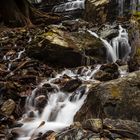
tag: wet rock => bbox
[82,118,103,132]
[41,131,56,140]
[116,59,126,66]
[69,85,88,102]
[97,24,119,40]
[51,123,105,140]
[94,70,112,81]
[103,118,140,139]
[1,99,16,116]
[100,63,119,74]
[71,122,82,128]
[35,95,47,110]
[0,82,20,100]
[42,83,56,92]
[94,63,119,81]
[75,70,140,122]
[11,127,25,138]
[26,26,106,67]
[0,113,14,125]
[35,87,48,97]
[56,128,95,140]
[61,79,82,92]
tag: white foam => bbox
[16,65,99,139]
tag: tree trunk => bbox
[0,0,60,27]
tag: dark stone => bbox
[94,63,119,81]
[61,79,82,92]
[35,95,47,111]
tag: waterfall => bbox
[131,0,137,13]
[15,65,100,140]
[52,0,85,13]
[111,25,131,61]
[118,0,125,16]
[88,25,131,62]
[88,30,117,62]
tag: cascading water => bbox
[15,65,100,140]
[110,25,131,61]
[88,25,131,62]
[118,0,125,16]
[88,30,117,62]
[52,0,85,13]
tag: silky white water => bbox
[88,25,131,62]
[16,65,100,140]
[110,25,131,61]
[118,0,124,16]
[53,0,85,13]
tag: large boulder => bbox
[75,70,140,122]
[84,0,109,24]
[26,26,106,67]
[84,0,133,23]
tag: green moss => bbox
[136,47,140,56]
[110,85,122,99]
[133,11,140,16]
[43,32,54,37]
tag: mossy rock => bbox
[75,71,140,122]
[26,27,106,67]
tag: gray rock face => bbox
[75,70,140,122]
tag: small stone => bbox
[61,79,82,92]
[94,70,111,81]
[71,122,82,128]
[1,99,16,116]
[82,118,103,132]
[35,95,47,109]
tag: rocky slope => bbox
[0,0,140,140]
